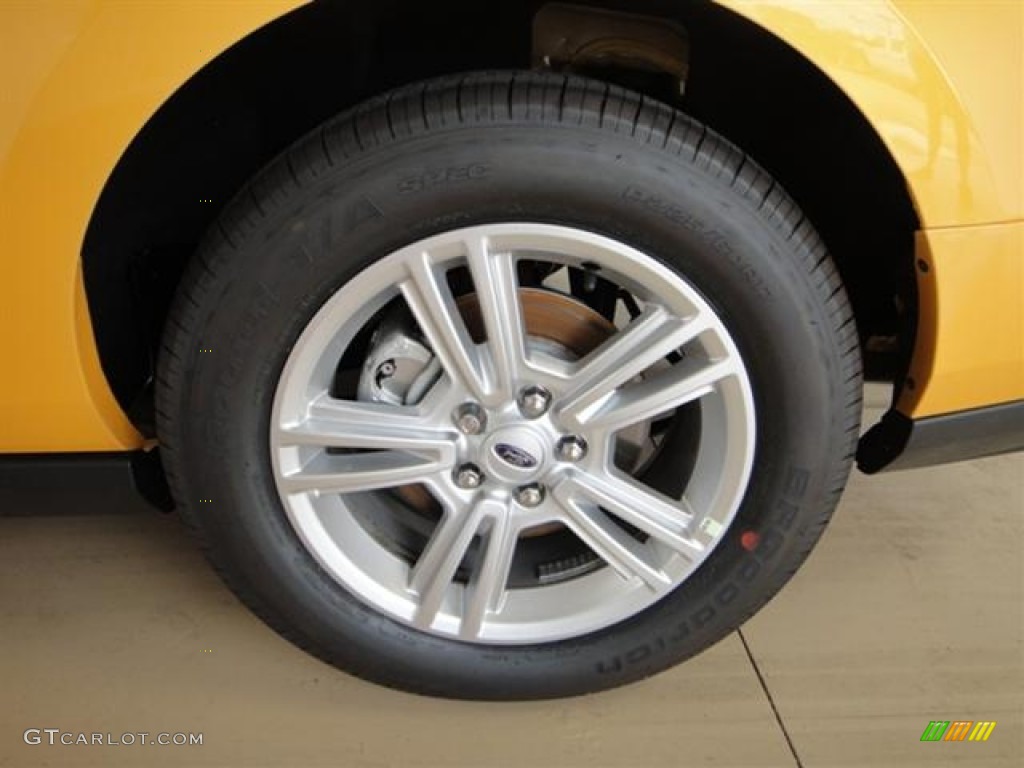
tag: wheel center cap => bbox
[494,442,539,469]
[482,428,547,484]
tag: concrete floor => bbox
[1,391,1021,767]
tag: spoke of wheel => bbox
[552,490,671,590]
[464,235,527,398]
[558,471,704,561]
[401,251,488,403]
[279,451,447,496]
[460,506,519,639]
[584,356,737,432]
[409,498,499,631]
[558,305,710,429]
[277,395,456,458]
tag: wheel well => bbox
[83,0,918,436]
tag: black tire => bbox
[157,71,861,700]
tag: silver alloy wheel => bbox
[271,223,755,644]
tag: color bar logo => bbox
[920,721,996,742]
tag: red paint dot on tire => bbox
[740,530,760,551]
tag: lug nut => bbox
[557,435,588,462]
[514,484,546,508]
[454,464,484,489]
[517,385,552,419]
[453,402,486,435]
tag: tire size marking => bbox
[398,164,490,194]
[621,185,771,298]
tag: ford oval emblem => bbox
[494,443,538,469]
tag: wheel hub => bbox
[448,291,612,523]
[404,288,617,515]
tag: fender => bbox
[717,0,1023,422]
[718,0,1021,226]
[0,1,302,451]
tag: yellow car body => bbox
[1,0,1021,459]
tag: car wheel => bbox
[157,71,861,699]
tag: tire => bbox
[157,71,861,700]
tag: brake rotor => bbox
[457,287,616,356]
